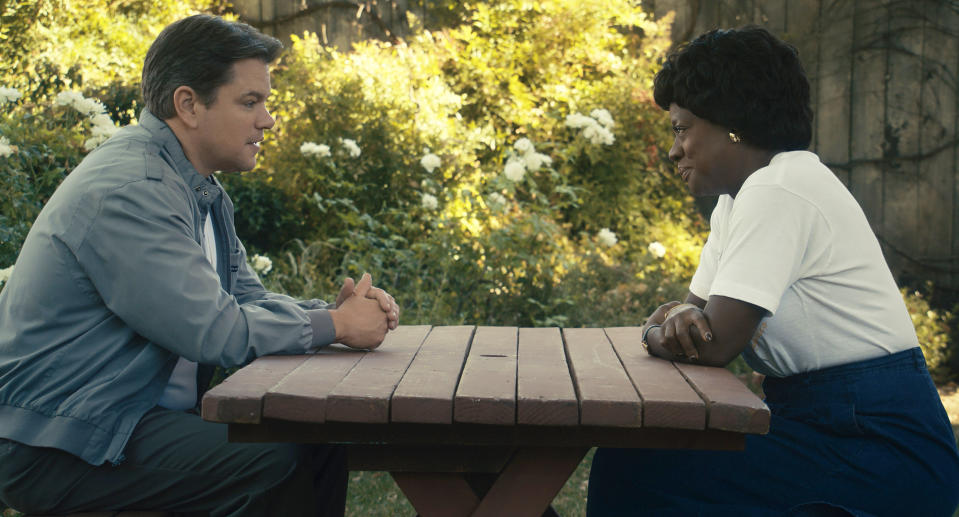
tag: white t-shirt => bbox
[157,210,215,409]
[689,151,918,377]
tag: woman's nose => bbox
[668,138,682,162]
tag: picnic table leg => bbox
[390,472,479,517]
[391,446,587,517]
[471,446,588,517]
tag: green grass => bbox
[346,449,594,516]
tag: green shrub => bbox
[903,285,955,382]
[225,0,706,327]
[0,0,219,268]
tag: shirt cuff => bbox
[306,309,337,347]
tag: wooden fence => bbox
[232,0,959,292]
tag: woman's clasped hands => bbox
[644,300,714,361]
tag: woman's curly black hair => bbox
[653,26,813,151]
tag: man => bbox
[0,14,398,516]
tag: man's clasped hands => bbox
[328,273,400,350]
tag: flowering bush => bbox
[0,0,217,267]
[0,86,117,264]
[216,0,706,327]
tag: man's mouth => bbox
[678,167,691,181]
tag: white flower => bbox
[89,114,118,141]
[589,108,614,128]
[648,241,667,258]
[0,87,21,104]
[55,91,84,107]
[340,138,361,158]
[84,136,106,151]
[421,193,439,210]
[74,96,106,117]
[523,152,552,172]
[599,128,615,145]
[90,124,117,139]
[503,160,526,182]
[513,137,534,154]
[89,113,115,129]
[56,90,108,117]
[420,153,441,173]
[82,114,117,151]
[300,142,331,158]
[597,228,618,247]
[0,136,13,158]
[567,110,616,146]
[0,265,13,284]
[487,192,507,208]
[250,254,272,275]
[582,124,615,146]
[565,113,594,129]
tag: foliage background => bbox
[0,0,956,514]
[231,0,706,331]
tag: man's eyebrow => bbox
[241,91,269,101]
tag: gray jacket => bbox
[0,110,336,465]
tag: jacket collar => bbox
[138,109,223,210]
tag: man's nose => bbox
[259,108,276,130]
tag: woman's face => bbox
[668,103,747,197]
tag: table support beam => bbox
[391,472,480,517]
[391,447,588,517]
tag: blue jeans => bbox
[587,348,959,516]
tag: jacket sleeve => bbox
[72,177,325,367]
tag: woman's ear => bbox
[172,86,200,129]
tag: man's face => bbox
[192,58,275,175]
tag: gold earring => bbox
[728,131,742,143]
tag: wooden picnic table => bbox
[201,325,769,517]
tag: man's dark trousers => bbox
[0,406,347,516]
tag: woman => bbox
[586,27,959,516]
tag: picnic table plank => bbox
[262,344,366,423]
[392,325,475,424]
[516,327,578,426]
[454,326,518,425]
[324,325,431,423]
[674,362,770,434]
[563,327,642,427]
[604,327,706,430]
[201,355,310,424]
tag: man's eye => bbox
[672,126,686,135]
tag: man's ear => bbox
[172,86,201,129]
